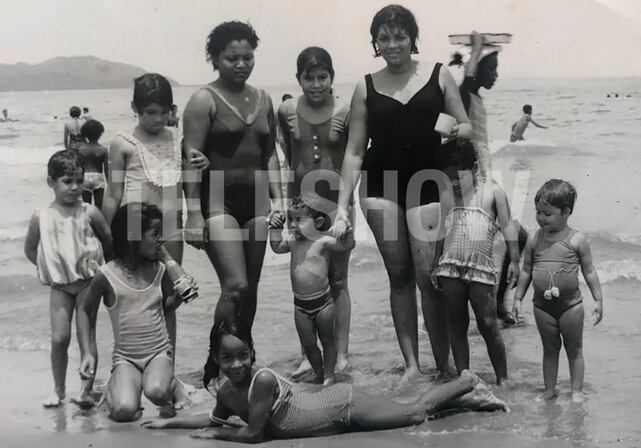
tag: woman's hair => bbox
[80,119,104,142]
[111,202,163,259]
[203,316,256,390]
[296,47,335,81]
[370,4,419,56]
[132,73,173,112]
[47,149,84,180]
[523,104,533,114]
[206,21,259,68]
[436,139,478,172]
[69,106,81,118]
[535,179,577,213]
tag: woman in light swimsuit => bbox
[278,47,353,374]
[513,180,603,402]
[78,203,194,421]
[141,316,506,442]
[183,21,284,328]
[431,140,520,385]
[332,4,472,382]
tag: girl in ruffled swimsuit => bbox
[141,316,508,443]
[513,179,603,402]
[432,140,520,385]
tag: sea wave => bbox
[0,144,58,166]
[0,226,26,242]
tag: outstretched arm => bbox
[269,226,291,254]
[530,117,547,129]
[190,370,278,443]
[575,232,603,325]
[142,400,230,430]
[265,95,284,219]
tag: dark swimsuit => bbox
[362,63,445,209]
[200,85,272,227]
[532,229,583,319]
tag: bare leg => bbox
[45,288,74,407]
[469,282,508,385]
[406,204,451,376]
[329,249,352,371]
[242,216,268,328]
[74,286,97,408]
[360,197,420,381]
[558,304,585,402]
[107,363,143,422]
[142,356,175,417]
[440,278,471,374]
[349,371,477,430]
[534,307,561,400]
[204,214,250,325]
[316,303,337,385]
[93,188,105,210]
[295,309,323,383]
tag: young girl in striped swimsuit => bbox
[432,140,520,385]
[141,315,507,443]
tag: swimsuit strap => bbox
[118,131,181,187]
[248,368,290,412]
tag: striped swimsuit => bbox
[211,368,352,438]
[435,207,499,286]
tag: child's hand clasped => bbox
[79,355,96,380]
[268,210,286,229]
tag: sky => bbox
[1,0,640,86]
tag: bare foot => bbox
[571,391,585,403]
[535,389,558,402]
[72,392,96,410]
[323,377,335,386]
[496,377,510,388]
[435,368,458,384]
[291,359,313,380]
[43,392,64,408]
[459,369,480,389]
[400,366,423,385]
[173,378,194,410]
[336,357,350,373]
[158,404,177,418]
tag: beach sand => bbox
[1,244,637,447]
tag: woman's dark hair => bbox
[47,149,84,180]
[535,179,577,213]
[370,4,419,56]
[203,316,256,390]
[296,47,335,81]
[80,119,104,142]
[206,21,259,69]
[69,106,82,118]
[111,202,163,260]
[132,73,173,112]
[436,139,478,172]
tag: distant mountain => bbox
[0,56,180,91]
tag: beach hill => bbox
[0,56,179,91]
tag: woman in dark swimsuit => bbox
[333,5,472,382]
[183,21,284,328]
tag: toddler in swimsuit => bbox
[269,192,354,385]
[432,140,520,385]
[78,202,198,422]
[513,179,603,402]
[24,149,112,408]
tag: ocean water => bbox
[1,77,640,447]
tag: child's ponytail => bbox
[203,349,219,391]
